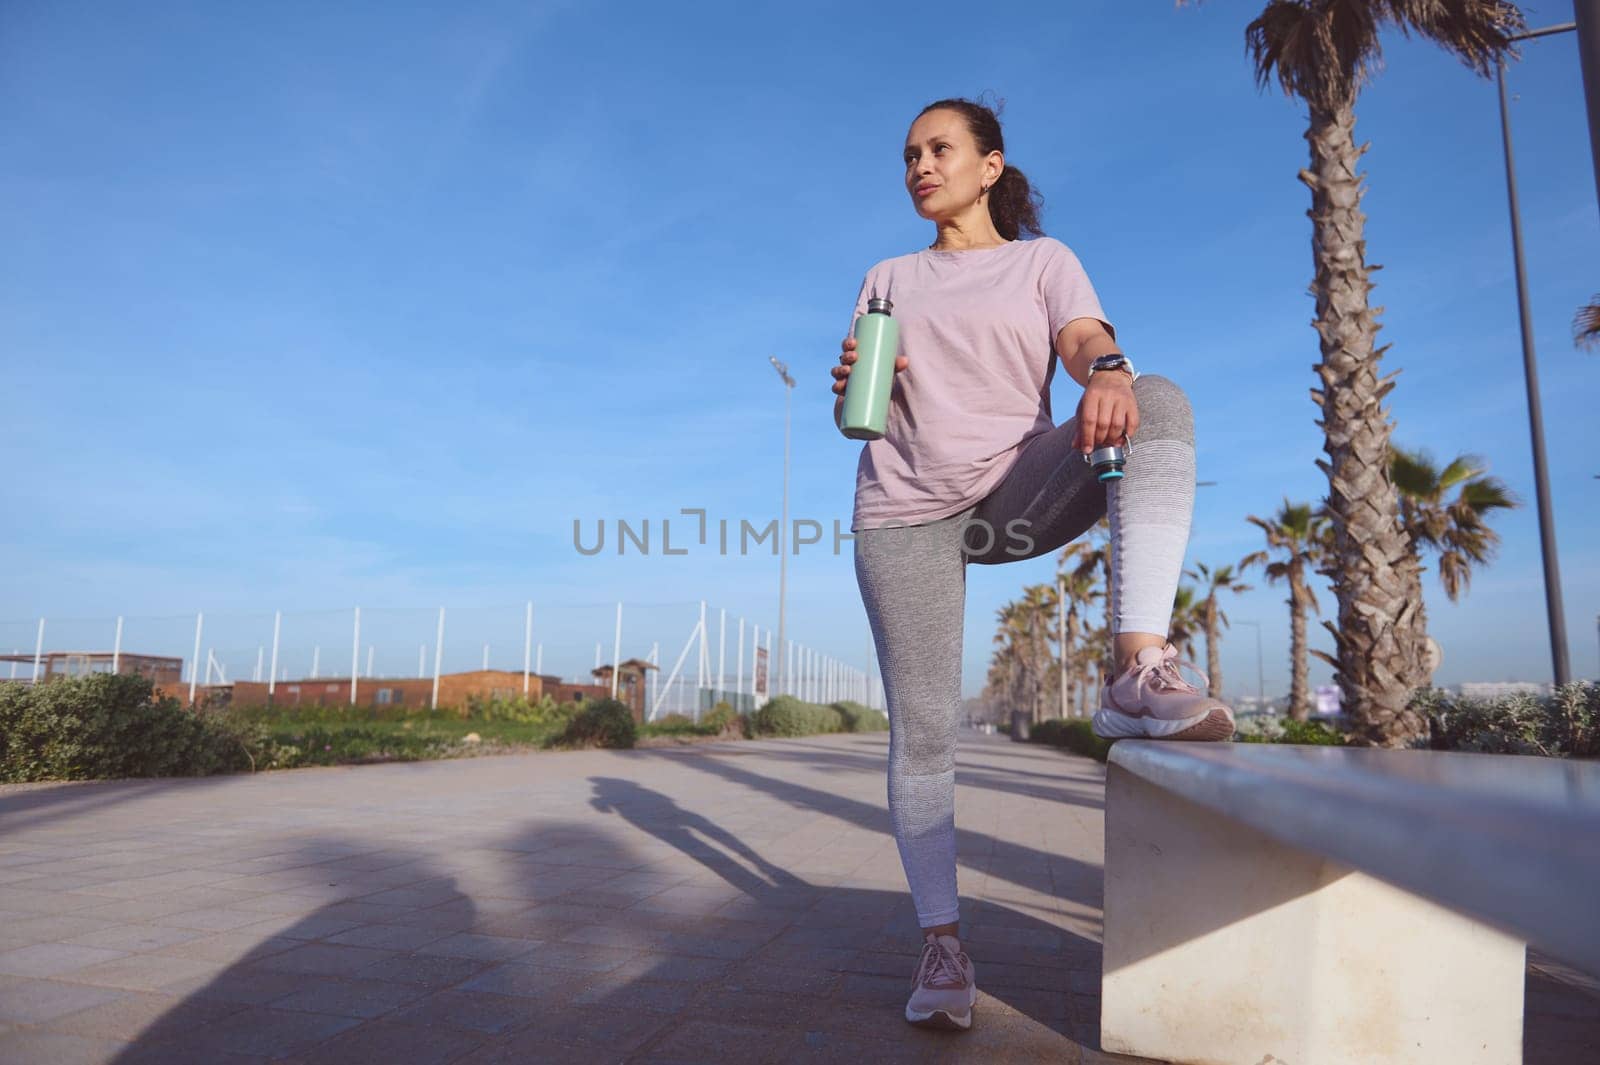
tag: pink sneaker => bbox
[905,932,976,1030]
[1092,643,1236,741]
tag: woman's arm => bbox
[1055,316,1125,388]
[1055,316,1138,453]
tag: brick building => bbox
[225,668,637,715]
[1,651,182,687]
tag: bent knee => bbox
[1132,374,1193,441]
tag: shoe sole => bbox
[1091,706,1235,742]
[905,986,977,1030]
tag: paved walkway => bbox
[0,732,1595,1064]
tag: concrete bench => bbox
[1100,741,1600,1065]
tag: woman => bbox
[830,97,1236,1032]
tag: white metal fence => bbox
[0,600,881,722]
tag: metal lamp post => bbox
[1496,21,1577,686]
[1235,619,1266,710]
[769,355,795,697]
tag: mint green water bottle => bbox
[839,295,899,440]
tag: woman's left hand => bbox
[1074,373,1139,454]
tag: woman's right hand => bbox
[831,335,909,396]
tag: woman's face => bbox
[903,109,1001,221]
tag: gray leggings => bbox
[853,374,1196,927]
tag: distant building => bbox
[0,650,182,687]
[226,669,620,713]
[590,658,659,723]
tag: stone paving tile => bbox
[0,943,131,979]
[0,1028,131,1064]
[58,952,225,992]
[58,922,210,953]
[0,979,127,1025]
[412,932,543,962]
[170,1004,362,1058]
[294,1018,486,1065]
[388,988,541,1035]
[267,975,430,1019]
[42,987,249,1041]
[246,941,399,977]
[360,952,497,990]
[152,931,303,965]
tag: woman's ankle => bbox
[922,922,960,941]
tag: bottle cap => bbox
[866,297,894,315]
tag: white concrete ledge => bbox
[1099,742,1600,1065]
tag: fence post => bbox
[269,611,281,700]
[31,617,46,685]
[716,607,726,707]
[611,601,623,701]
[431,607,446,710]
[188,612,203,705]
[350,606,361,706]
[524,600,533,697]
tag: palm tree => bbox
[992,586,1061,726]
[1167,585,1204,663]
[1185,562,1259,699]
[1247,500,1328,720]
[1056,542,1105,717]
[1574,296,1600,351]
[1390,445,1518,602]
[1182,0,1524,747]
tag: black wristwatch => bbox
[1087,353,1137,383]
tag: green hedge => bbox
[747,696,846,737]
[1415,683,1598,757]
[1236,717,1344,746]
[1028,718,1115,762]
[0,674,256,782]
[833,700,889,732]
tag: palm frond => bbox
[1574,296,1600,351]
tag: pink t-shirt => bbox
[847,236,1113,532]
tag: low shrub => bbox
[700,702,745,737]
[464,692,580,728]
[833,700,888,733]
[1235,716,1345,746]
[0,674,257,782]
[1414,683,1598,757]
[553,698,637,749]
[1028,717,1114,762]
[747,696,845,738]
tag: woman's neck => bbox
[928,223,1009,252]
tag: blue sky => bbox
[2,0,1595,699]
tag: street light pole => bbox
[1236,619,1265,709]
[1574,1,1600,208]
[1497,26,1575,687]
[769,356,795,697]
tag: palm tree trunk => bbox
[1304,100,1429,747]
[1066,610,1081,717]
[1288,566,1310,722]
[1204,600,1222,699]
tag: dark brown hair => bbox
[915,95,1045,241]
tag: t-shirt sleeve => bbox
[1040,239,1115,343]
